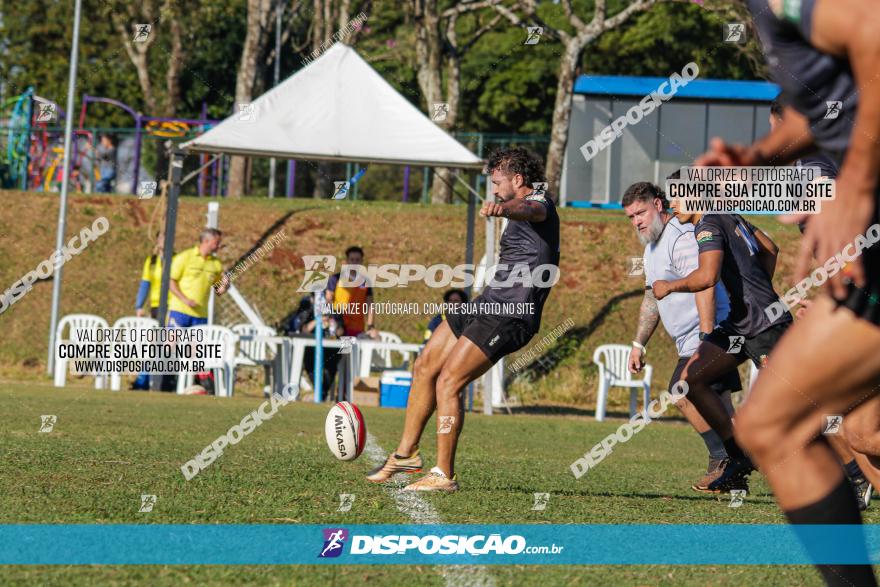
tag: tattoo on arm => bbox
[635,289,660,345]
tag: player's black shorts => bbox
[669,355,742,394]
[445,311,533,363]
[839,205,880,326]
[702,320,791,369]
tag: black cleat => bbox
[707,456,756,493]
[851,476,873,511]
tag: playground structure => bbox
[1,89,545,201]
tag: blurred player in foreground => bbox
[691,1,880,584]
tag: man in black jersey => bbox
[652,207,790,492]
[366,147,560,492]
[685,1,880,584]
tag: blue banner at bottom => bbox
[2,524,879,565]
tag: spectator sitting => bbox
[325,245,379,339]
[425,289,469,341]
[291,294,345,401]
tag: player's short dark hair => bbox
[770,92,787,119]
[621,181,668,209]
[345,246,364,258]
[443,288,468,303]
[486,147,546,188]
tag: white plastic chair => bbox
[375,330,413,369]
[109,316,159,390]
[176,325,237,397]
[592,344,652,422]
[54,314,110,388]
[232,323,276,395]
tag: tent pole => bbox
[152,149,184,389]
[46,0,83,376]
[464,178,475,299]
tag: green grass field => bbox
[0,382,855,585]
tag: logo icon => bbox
[629,257,645,277]
[727,336,745,354]
[532,492,550,511]
[488,334,500,347]
[338,336,356,355]
[133,24,152,43]
[723,23,746,44]
[332,181,350,200]
[431,103,449,122]
[138,181,157,199]
[729,489,746,508]
[319,528,348,558]
[825,101,842,120]
[39,415,57,433]
[298,255,337,292]
[139,494,157,513]
[35,102,57,123]
[532,182,548,198]
[438,416,455,434]
[524,26,543,45]
[823,415,843,435]
[337,493,355,512]
[237,103,257,123]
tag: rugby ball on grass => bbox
[325,401,366,461]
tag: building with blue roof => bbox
[561,74,780,207]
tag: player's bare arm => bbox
[480,198,547,222]
[629,288,660,373]
[797,0,880,296]
[653,250,722,300]
[694,286,716,334]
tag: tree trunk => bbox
[228,0,271,198]
[545,42,580,203]
[430,53,461,204]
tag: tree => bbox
[412,0,503,204]
[227,0,274,198]
[494,0,667,200]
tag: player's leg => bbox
[366,320,458,483]
[678,338,744,445]
[396,320,459,455]
[840,396,880,506]
[668,356,731,489]
[736,297,880,585]
[827,429,875,510]
[404,315,530,491]
[433,336,494,477]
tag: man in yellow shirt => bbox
[168,228,229,327]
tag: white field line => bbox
[365,433,495,587]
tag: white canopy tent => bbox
[158,44,505,411]
[181,43,483,169]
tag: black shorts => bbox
[702,320,791,369]
[838,206,880,326]
[669,356,742,394]
[445,311,533,363]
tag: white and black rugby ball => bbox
[325,401,366,461]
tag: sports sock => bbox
[844,459,864,481]
[700,430,728,461]
[722,437,746,460]
[785,477,877,586]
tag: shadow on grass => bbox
[503,287,644,411]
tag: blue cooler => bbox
[380,371,412,408]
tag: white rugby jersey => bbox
[643,217,730,357]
